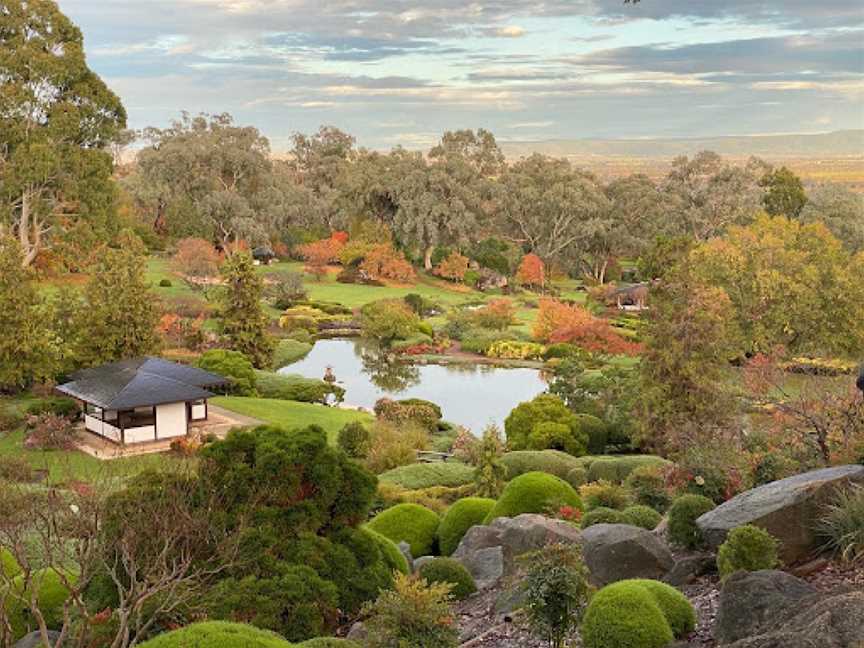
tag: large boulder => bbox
[451,514,580,589]
[716,570,864,648]
[696,465,864,563]
[579,523,674,585]
[14,632,61,648]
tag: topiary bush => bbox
[581,579,695,648]
[437,497,496,556]
[717,525,780,581]
[484,472,582,524]
[625,465,672,513]
[417,558,477,599]
[668,495,715,549]
[25,397,78,418]
[621,505,663,530]
[363,527,411,575]
[255,371,344,404]
[5,568,76,640]
[379,462,475,490]
[505,394,588,456]
[566,466,588,489]
[576,414,608,455]
[197,349,257,395]
[367,503,441,557]
[580,507,627,529]
[137,621,292,648]
[586,455,671,484]
[579,480,631,511]
[500,450,583,481]
[338,421,372,459]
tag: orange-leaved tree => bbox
[433,251,470,282]
[297,236,344,280]
[171,237,222,277]
[516,253,545,289]
[533,298,641,356]
[360,243,416,282]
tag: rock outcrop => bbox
[580,523,675,586]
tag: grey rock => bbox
[714,570,817,644]
[696,465,864,563]
[413,555,436,572]
[397,541,413,571]
[664,553,716,586]
[494,583,529,615]
[580,523,675,586]
[456,545,505,590]
[14,632,61,648]
[491,513,582,556]
[346,621,367,642]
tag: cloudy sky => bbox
[61,0,864,150]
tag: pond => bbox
[280,338,547,433]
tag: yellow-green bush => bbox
[668,495,715,549]
[138,621,292,648]
[362,527,411,575]
[717,525,779,581]
[5,568,76,640]
[437,497,496,556]
[484,472,582,523]
[417,558,477,599]
[367,503,441,557]
[485,340,546,360]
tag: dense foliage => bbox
[717,525,780,580]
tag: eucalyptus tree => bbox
[0,0,126,266]
[799,183,864,253]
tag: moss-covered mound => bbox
[417,557,477,599]
[1,548,21,578]
[437,497,496,556]
[484,472,582,524]
[585,455,672,483]
[580,507,627,529]
[379,462,475,490]
[500,450,584,481]
[138,621,293,648]
[5,568,76,640]
[621,505,663,530]
[366,503,441,557]
[362,527,411,575]
[581,579,695,648]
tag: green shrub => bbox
[581,579,695,648]
[137,622,292,648]
[417,558,476,599]
[272,338,313,368]
[5,568,76,640]
[579,480,631,511]
[374,398,442,431]
[580,507,627,529]
[484,472,581,524]
[542,342,579,360]
[505,394,588,456]
[437,497,496,556]
[363,527,411,575]
[25,397,78,418]
[360,300,421,344]
[459,328,512,354]
[367,503,441,557]
[576,414,608,455]
[566,466,588,489]
[254,371,345,404]
[816,484,864,565]
[197,349,257,396]
[379,462,475,490]
[622,505,663,530]
[625,465,672,513]
[158,278,172,287]
[586,455,671,484]
[1,548,21,578]
[717,525,780,580]
[338,422,371,459]
[298,639,360,648]
[668,495,715,549]
[485,340,545,360]
[500,450,583,481]
[403,293,438,317]
[0,456,34,483]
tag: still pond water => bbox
[280,338,547,433]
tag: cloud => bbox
[494,26,526,38]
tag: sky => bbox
[60,0,864,151]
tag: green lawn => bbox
[213,396,373,442]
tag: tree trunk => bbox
[423,245,434,271]
[18,190,41,268]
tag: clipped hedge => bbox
[586,455,672,484]
[484,472,582,524]
[254,371,345,404]
[621,505,663,531]
[500,450,584,481]
[581,579,695,648]
[379,462,475,490]
[362,527,411,575]
[580,507,627,529]
[366,503,441,558]
[138,622,292,648]
[417,558,477,599]
[437,497,496,556]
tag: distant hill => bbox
[499,130,864,160]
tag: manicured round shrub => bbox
[367,503,441,557]
[379,462,475,490]
[622,505,663,530]
[484,472,582,524]
[586,455,672,484]
[500,450,583,481]
[363,527,410,575]
[437,497,496,556]
[580,507,627,529]
[505,394,588,456]
[668,495,715,549]
[337,421,371,459]
[566,466,588,489]
[1,548,21,578]
[417,557,477,599]
[576,414,608,455]
[581,579,695,648]
[717,525,779,581]
[138,621,292,648]
[158,278,173,287]
[5,569,76,640]
[528,421,585,456]
[580,480,631,511]
[625,465,672,513]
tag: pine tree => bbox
[76,231,160,365]
[0,237,56,390]
[218,251,274,368]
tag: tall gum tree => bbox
[0,0,126,267]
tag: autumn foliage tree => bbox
[433,251,470,281]
[360,244,416,283]
[297,235,344,281]
[533,298,641,356]
[516,253,545,289]
[171,237,222,277]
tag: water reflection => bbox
[281,338,547,433]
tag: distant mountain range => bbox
[499,130,864,159]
